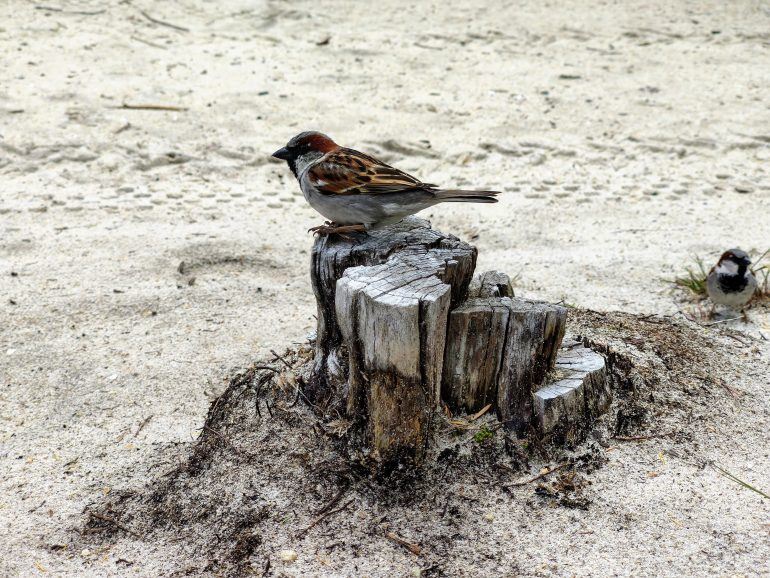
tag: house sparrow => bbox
[272,131,499,234]
[706,249,757,313]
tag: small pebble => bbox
[734,184,753,194]
[279,549,297,563]
[484,512,495,522]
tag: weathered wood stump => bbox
[533,339,610,442]
[308,218,476,403]
[308,217,610,465]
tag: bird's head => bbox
[272,131,338,177]
[716,248,752,276]
[718,248,752,268]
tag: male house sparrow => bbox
[272,131,499,234]
[706,248,757,313]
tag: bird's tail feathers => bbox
[433,189,500,203]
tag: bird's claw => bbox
[308,221,335,235]
[308,222,367,237]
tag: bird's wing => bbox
[305,148,437,196]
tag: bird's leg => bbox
[308,222,367,236]
[741,308,749,323]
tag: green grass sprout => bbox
[713,464,769,500]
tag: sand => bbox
[0,0,768,576]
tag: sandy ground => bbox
[1,0,769,576]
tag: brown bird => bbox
[272,131,500,235]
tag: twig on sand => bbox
[114,122,132,134]
[504,462,568,487]
[717,380,742,398]
[703,316,741,326]
[35,5,105,15]
[89,512,140,537]
[713,464,769,499]
[724,332,750,347]
[638,313,670,324]
[253,371,277,418]
[693,374,742,398]
[270,349,293,369]
[139,9,189,32]
[386,532,421,556]
[133,414,153,437]
[253,365,281,374]
[112,103,188,112]
[296,499,354,538]
[130,35,167,49]
[202,425,229,443]
[287,375,316,410]
[314,486,348,516]
[612,431,675,442]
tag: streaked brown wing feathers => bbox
[307,148,435,196]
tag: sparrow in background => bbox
[706,249,757,314]
[272,131,499,235]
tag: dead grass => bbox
[668,255,710,298]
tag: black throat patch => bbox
[287,158,298,179]
[718,265,749,294]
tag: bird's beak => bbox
[272,146,291,160]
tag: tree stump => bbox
[533,339,610,442]
[308,217,611,465]
[441,297,511,415]
[495,299,567,433]
[308,218,476,408]
[336,253,452,463]
[441,296,567,433]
